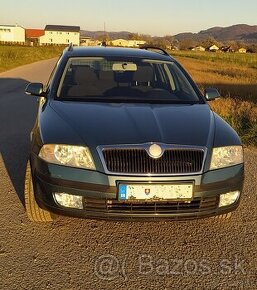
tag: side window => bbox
[163,64,175,91]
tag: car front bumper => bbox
[31,154,244,221]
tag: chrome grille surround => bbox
[97,143,207,176]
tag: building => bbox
[111,39,130,47]
[220,46,234,53]
[208,44,219,52]
[128,40,146,47]
[26,29,45,45]
[238,48,247,53]
[191,46,205,52]
[111,39,146,47]
[39,25,80,46]
[0,25,25,43]
[80,36,101,46]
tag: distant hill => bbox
[175,24,257,42]
[80,30,130,40]
[80,24,257,43]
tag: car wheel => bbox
[24,161,54,222]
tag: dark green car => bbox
[25,45,244,222]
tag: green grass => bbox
[171,50,257,69]
[0,45,64,73]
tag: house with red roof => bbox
[25,29,45,44]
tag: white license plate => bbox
[118,183,193,201]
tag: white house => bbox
[208,44,219,52]
[111,39,146,47]
[0,25,25,43]
[111,39,130,47]
[192,46,205,52]
[80,36,101,46]
[128,40,146,47]
[39,25,80,46]
[238,48,247,54]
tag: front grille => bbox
[84,196,219,215]
[102,148,204,174]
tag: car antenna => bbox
[68,42,73,51]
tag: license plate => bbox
[118,183,193,201]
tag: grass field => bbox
[0,45,63,73]
[172,51,257,145]
[172,50,257,69]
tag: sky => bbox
[1,0,257,36]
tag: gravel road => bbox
[0,59,256,290]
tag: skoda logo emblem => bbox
[148,144,163,159]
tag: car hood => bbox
[45,101,214,148]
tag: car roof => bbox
[63,46,175,62]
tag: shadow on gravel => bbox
[0,78,37,206]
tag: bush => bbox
[211,98,257,146]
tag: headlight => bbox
[210,146,243,170]
[39,144,96,170]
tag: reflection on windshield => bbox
[57,57,201,103]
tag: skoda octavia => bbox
[25,45,244,222]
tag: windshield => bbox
[57,57,201,103]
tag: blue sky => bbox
[1,0,257,36]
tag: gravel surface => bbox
[0,59,256,290]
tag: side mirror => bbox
[25,83,44,96]
[204,88,221,101]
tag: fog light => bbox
[54,192,83,209]
[219,191,240,207]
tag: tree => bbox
[128,33,152,42]
[246,43,257,53]
[200,37,222,49]
[163,35,176,45]
[179,39,196,50]
[223,40,239,51]
[98,34,111,42]
[128,33,140,40]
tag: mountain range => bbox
[174,24,257,42]
[81,24,257,42]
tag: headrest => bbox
[133,66,154,82]
[114,71,134,83]
[99,71,114,82]
[73,66,98,84]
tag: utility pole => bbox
[102,21,107,46]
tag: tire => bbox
[24,161,54,222]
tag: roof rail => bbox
[67,42,73,51]
[140,46,170,56]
